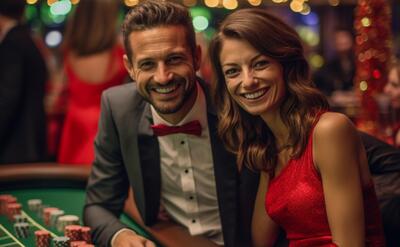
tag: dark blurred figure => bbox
[314,28,356,96]
[383,58,400,147]
[55,0,128,165]
[0,0,48,164]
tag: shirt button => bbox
[192,219,196,223]
[184,169,189,174]
[180,140,185,145]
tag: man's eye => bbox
[139,61,154,70]
[167,56,183,64]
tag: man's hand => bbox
[113,230,157,247]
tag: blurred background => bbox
[1,0,400,164]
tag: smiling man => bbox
[83,1,258,246]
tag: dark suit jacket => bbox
[0,24,48,163]
[84,81,258,247]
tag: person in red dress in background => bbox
[209,8,385,247]
[383,58,400,148]
[56,0,128,164]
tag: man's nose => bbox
[154,63,173,84]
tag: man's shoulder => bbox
[103,82,138,100]
[102,82,146,109]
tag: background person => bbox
[383,58,400,147]
[55,0,128,164]
[0,0,48,164]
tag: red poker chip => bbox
[70,241,87,247]
[80,226,92,243]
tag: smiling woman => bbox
[209,8,386,247]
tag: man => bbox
[84,1,256,246]
[0,0,48,164]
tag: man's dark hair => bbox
[0,0,25,20]
[122,0,196,62]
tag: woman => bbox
[383,58,400,147]
[56,0,128,164]
[209,8,385,247]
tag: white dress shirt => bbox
[151,81,223,245]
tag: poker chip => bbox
[43,207,59,225]
[57,215,80,232]
[65,225,82,241]
[7,203,22,221]
[37,204,49,218]
[27,199,42,212]
[0,194,16,215]
[13,222,29,238]
[80,226,92,243]
[50,209,65,227]
[70,240,87,247]
[35,230,51,247]
[53,236,70,247]
[13,214,28,223]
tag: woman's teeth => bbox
[243,89,266,99]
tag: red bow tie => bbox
[151,120,202,137]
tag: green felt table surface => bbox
[0,188,156,247]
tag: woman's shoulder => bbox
[314,112,355,137]
[312,112,359,152]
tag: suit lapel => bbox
[137,104,161,225]
[208,113,239,247]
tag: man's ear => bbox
[193,45,202,72]
[123,54,135,80]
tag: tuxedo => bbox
[84,81,258,247]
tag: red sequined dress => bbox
[265,114,386,247]
[57,45,127,164]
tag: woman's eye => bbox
[254,60,269,69]
[224,68,239,77]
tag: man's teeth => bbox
[154,85,177,94]
[243,89,266,99]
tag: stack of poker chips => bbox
[35,230,51,247]
[80,226,92,243]
[70,241,87,247]
[43,207,59,225]
[64,225,93,244]
[7,203,22,221]
[0,194,17,215]
[13,222,29,238]
[65,225,82,241]
[27,199,42,212]
[13,214,28,223]
[53,236,70,247]
[50,209,65,227]
[57,215,80,232]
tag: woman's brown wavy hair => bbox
[209,8,329,174]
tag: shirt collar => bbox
[151,81,207,128]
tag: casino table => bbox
[0,164,220,247]
[0,163,156,247]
